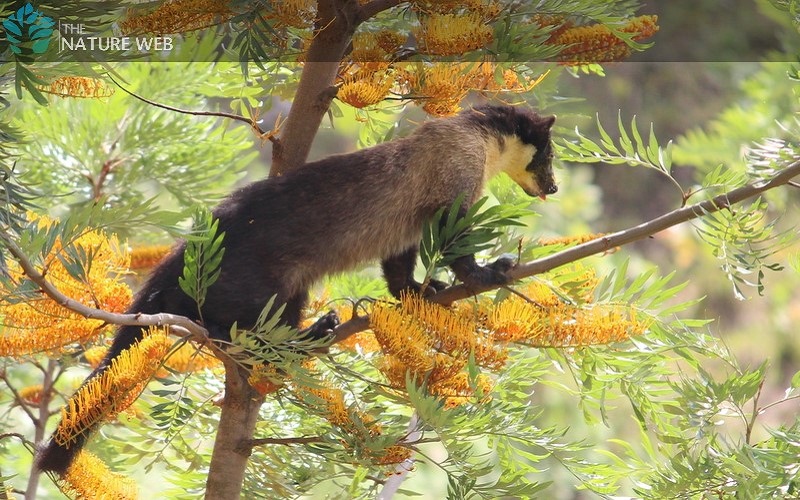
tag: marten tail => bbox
[35,323,148,475]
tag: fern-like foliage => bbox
[178,208,225,315]
[228,296,332,367]
[693,197,794,299]
[558,112,682,198]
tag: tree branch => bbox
[332,160,800,343]
[270,0,364,176]
[0,229,213,347]
[359,0,404,20]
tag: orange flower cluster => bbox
[119,0,233,35]
[289,361,412,466]
[60,450,138,500]
[544,15,659,65]
[39,77,115,98]
[0,217,132,357]
[338,70,395,109]
[268,0,316,28]
[19,384,45,405]
[83,340,220,374]
[414,12,493,56]
[54,328,171,447]
[392,62,547,116]
[248,363,283,396]
[371,294,502,409]
[411,0,500,17]
[479,275,650,347]
[368,273,649,407]
[128,244,172,270]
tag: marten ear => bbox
[543,115,556,129]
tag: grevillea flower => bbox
[546,15,659,65]
[54,328,171,447]
[370,294,502,407]
[414,12,493,56]
[83,346,108,369]
[39,77,115,98]
[410,63,470,116]
[248,363,283,396]
[60,451,138,500]
[268,0,316,29]
[18,384,45,405]
[119,0,233,35]
[350,32,390,64]
[538,233,607,247]
[412,0,496,15]
[162,342,220,373]
[338,70,394,109]
[0,216,132,357]
[128,244,172,270]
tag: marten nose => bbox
[547,184,558,194]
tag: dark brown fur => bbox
[35,104,556,474]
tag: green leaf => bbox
[179,208,226,314]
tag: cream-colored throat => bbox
[483,135,537,181]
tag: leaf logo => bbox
[2,3,54,56]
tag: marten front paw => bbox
[487,255,515,275]
[304,310,340,339]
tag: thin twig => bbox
[107,75,271,140]
[376,413,421,500]
[247,436,325,447]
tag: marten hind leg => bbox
[285,292,339,341]
[382,246,448,298]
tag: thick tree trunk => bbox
[270,0,362,176]
[205,365,265,499]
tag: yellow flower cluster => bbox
[393,62,547,116]
[409,63,471,116]
[545,15,659,65]
[338,70,395,109]
[248,363,283,396]
[411,0,500,17]
[268,0,316,28]
[54,328,171,447]
[368,272,649,407]
[371,294,503,408]
[0,217,132,358]
[414,12,493,56]
[83,340,220,374]
[19,384,45,405]
[39,77,115,98]
[128,244,172,270]
[288,360,417,465]
[119,0,233,35]
[60,451,138,500]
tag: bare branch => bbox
[332,160,800,343]
[107,75,272,140]
[246,436,325,448]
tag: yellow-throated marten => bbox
[36,104,557,474]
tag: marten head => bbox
[468,105,557,200]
